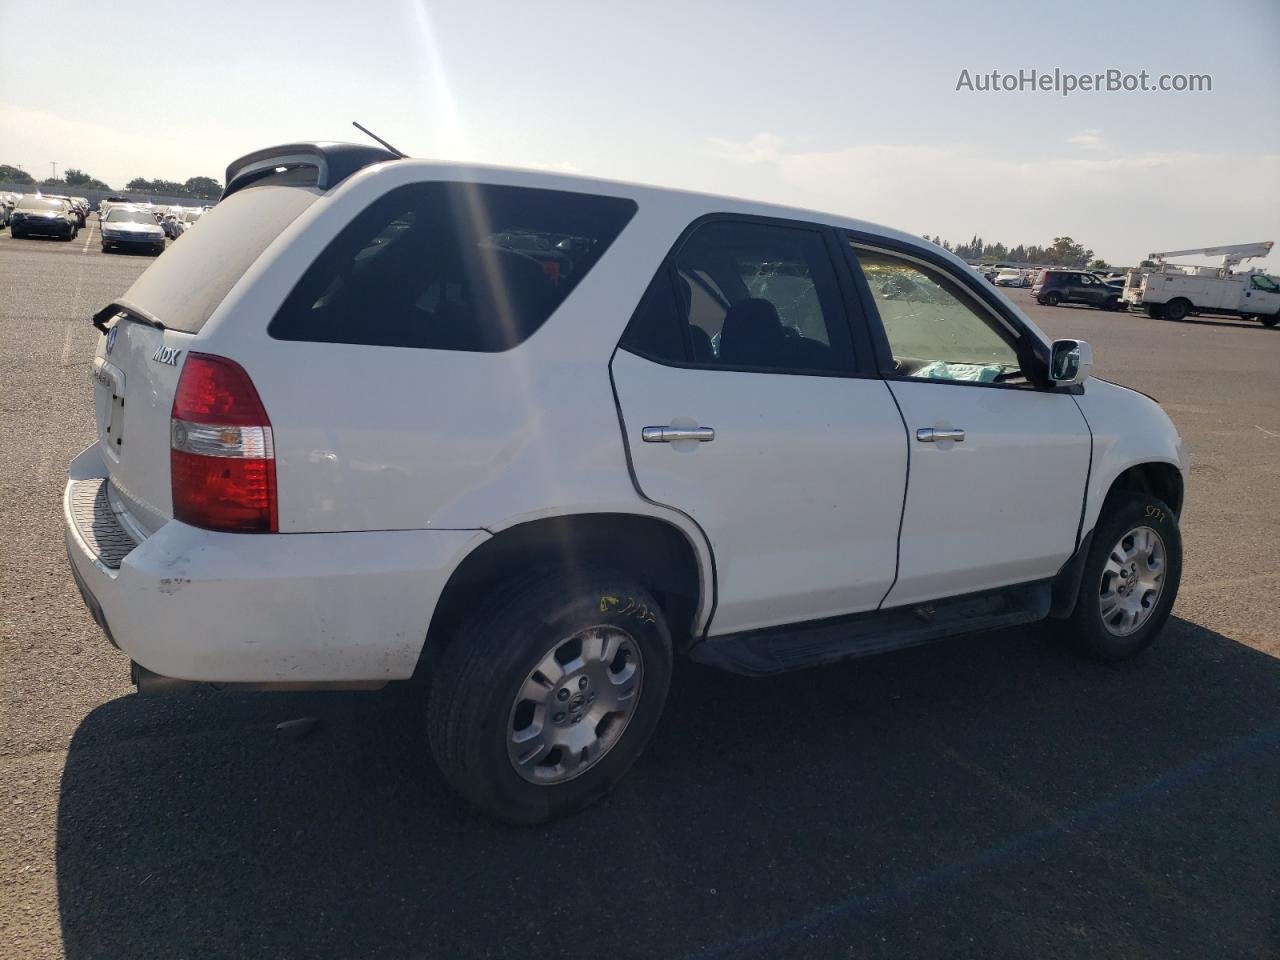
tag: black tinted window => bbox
[620,219,853,373]
[270,183,636,351]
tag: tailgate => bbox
[93,310,186,534]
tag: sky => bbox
[2,0,1277,267]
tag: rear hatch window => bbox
[267,182,637,352]
[116,178,319,334]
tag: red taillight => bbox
[170,353,277,532]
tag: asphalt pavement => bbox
[1,227,1277,959]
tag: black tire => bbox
[427,567,673,823]
[101,243,110,253]
[1044,291,1061,306]
[1146,303,1164,319]
[11,228,23,240]
[1261,314,1279,329]
[61,229,74,242]
[1163,298,1190,321]
[1104,295,1120,312]
[1061,494,1182,662]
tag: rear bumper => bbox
[63,443,488,684]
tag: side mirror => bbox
[1050,339,1092,386]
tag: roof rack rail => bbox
[221,141,400,200]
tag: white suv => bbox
[65,142,1187,822]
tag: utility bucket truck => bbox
[1124,242,1280,326]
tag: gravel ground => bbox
[1,226,1277,959]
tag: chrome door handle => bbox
[642,425,716,443]
[916,427,965,443]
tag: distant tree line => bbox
[923,233,1107,269]
[0,163,222,200]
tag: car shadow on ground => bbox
[56,617,1280,959]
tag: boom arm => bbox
[1148,241,1274,270]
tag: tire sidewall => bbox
[1077,496,1182,660]
[439,571,673,822]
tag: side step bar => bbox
[688,582,1051,677]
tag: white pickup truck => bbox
[65,142,1188,822]
[1124,242,1280,326]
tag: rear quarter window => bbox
[268,182,637,352]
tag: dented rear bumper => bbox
[63,442,488,684]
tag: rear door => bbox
[611,217,908,636]
[89,180,320,532]
[846,237,1091,607]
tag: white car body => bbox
[65,145,1187,690]
[993,269,1026,287]
[1124,266,1280,321]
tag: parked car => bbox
[1032,269,1123,310]
[66,141,1187,823]
[170,207,203,238]
[99,195,132,220]
[99,206,166,255]
[10,195,77,240]
[994,269,1027,287]
[44,193,87,227]
[0,193,12,229]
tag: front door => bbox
[611,218,908,635]
[847,240,1092,608]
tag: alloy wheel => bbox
[507,626,643,784]
[1098,525,1166,636]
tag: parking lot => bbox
[1,219,1277,958]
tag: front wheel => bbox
[1043,291,1062,306]
[1261,314,1279,329]
[1163,298,1191,321]
[427,567,673,823]
[1061,494,1182,661]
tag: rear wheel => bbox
[1261,314,1279,329]
[1044,291,1061,306]
[427,567,673,823]
[1163,298,1191,321]
[1104,295,1120,312]
[1061,494,1181,661]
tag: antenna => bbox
[352,121,408,158]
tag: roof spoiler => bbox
[221,141,399,200]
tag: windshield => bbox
[16,196,63,212]
[106,209,158,224]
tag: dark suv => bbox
[1032,270,1122,310]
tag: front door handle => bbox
[642,425,716,443]
[916,427,965,443]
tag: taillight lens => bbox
[170,353,277,532]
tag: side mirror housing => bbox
[1049,339,1093,387]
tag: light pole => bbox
[50,161,58,181]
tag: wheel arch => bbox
[416,511,710,678]
[1101,461,1184,519]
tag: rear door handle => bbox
[916,427,965,443]
[642,425,716,443]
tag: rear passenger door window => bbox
[270,183,636,352]
[621,219,854,374]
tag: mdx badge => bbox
[152,345,182,366]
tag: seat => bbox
[688,324,716,362]
[718,298,788,367]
